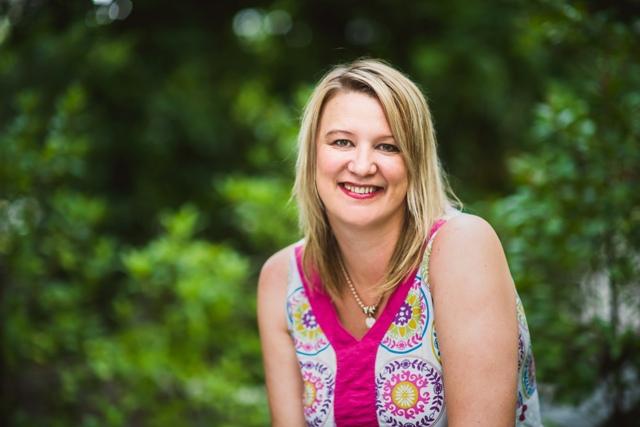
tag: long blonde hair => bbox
[293,58,461,300]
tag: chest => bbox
[287,276,447,427]
[332,293,392,341]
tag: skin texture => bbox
[429,214,519,426]
[258,89,519,425]
[257,245,306,427]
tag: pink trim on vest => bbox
[294,219,446,426]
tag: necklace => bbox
[339,260,383,328]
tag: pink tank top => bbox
[285,215,541,426]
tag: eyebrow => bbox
[324,129,395,140]
[325,129,355,137]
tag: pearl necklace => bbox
[339,260,383,328]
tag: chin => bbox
[330,212,394,230]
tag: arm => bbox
[257,246,306,427]
[430,214,518,427]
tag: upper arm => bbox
[429,214,518,427]
[257,246,306,427]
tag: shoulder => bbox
[257,242,299,306]
[428,213,519,424]
[429,213,513,295]
[257,244,309,424]
[259,244,296,286]
[434,212,500,245]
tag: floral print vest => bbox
[286,215,542,426]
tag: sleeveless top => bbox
[285,214,542,426]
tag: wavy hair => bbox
[293,58,461,300]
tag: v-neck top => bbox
[285,213,542,426]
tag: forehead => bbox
[317,90,392,137]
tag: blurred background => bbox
[1,0,639,426]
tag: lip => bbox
[339,182,383,200]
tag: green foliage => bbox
[220,176,298,250]
[489,0,640,414]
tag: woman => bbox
[257,59,541,427]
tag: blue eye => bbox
[378,143,400,153]
[332,139,352,147]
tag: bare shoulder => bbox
[429,218,518,424]
[429,213,513,294]
[257,242,299,328]
[257,242,308,425]
[258,243,297,292]
[434,212,501,249]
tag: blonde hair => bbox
[293,58,461,300]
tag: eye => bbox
[377,143,400,153]
[332,139,353,148]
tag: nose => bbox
[347,145,377,176]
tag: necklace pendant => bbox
[365,316,376,328]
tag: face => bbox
[315,90,408,231]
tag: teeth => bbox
[344,184,377,194]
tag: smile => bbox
[339,182,383,199]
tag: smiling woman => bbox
[315,91,408,232]
[257,59,542,427]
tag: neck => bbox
[329,214,405,299]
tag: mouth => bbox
[339,182,383,199]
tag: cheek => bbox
[316,148,344,180]
[380,158,408,187]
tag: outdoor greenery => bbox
[1,0,638,426]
